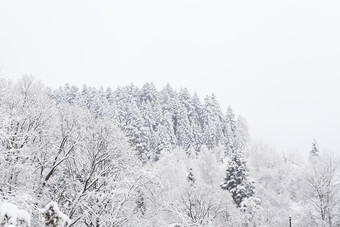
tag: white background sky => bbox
[1,0,340,154]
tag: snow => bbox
[0,202,31,226]
[17,209,31,226]
[167,223,183,227]
[41,201,70,227]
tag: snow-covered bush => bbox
[0,202,30,227]
[41,202,70,227]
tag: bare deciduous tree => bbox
[305,154,340,226]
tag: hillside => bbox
[0,76,339,227]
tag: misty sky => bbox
[1,0,340,154]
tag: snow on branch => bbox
[0,202,30,227]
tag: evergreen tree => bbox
[139,82,158,106]
[310,138,320,158]
[159,83,179,146]
[187,167,196,187]
[124,103,149,160]
[234,116,250,149]
[221,150,255,207]
[155,123,172,157]
[202,94,224,149]
[226,106,237,135]
[225,106,238,155]
[175,106,193,150]
[191,93,204,151]
[135,189,147,216]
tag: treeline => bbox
[1,76,339,227]
[50,81,249,161]
[0,76,254,226]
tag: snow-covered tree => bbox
[0,202,30,227]
[197,146,222,186]
[175,106,193,151]
[1,77,301,226]
[0,76,56,213]
[187,168,196,187]
[41,202,70,227]
[221,149,255,208]
[201,94,224,149]
[177,187,229,226]
[159,84,179,147]
[304,153,340,226]
[226,106,237,136]
[235,116,250,149]
[224,106,238,155]
[310,138,320,158]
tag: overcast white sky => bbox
[1,0,340,154]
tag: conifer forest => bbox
[0,76,339,227]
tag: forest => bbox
[0,76,339,227]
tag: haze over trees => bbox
[0,76,339,226]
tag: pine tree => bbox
[220,150,255,207]
[191,93,204,151]
[202,94,224,149]
[225,106,238,155]
[159,83,179,146]
[135,189,147,216]
[175,106,193,150]
[187,168,196,187]
[234,116,250,149]
[226,106,237,135]
[310,138,320,158]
